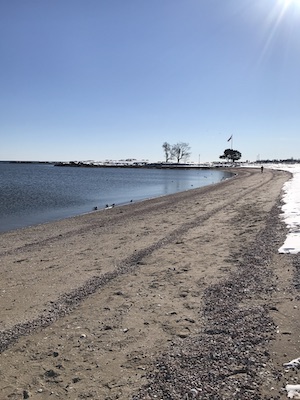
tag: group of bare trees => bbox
[162,142,191,163]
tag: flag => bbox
[227,135,232,142]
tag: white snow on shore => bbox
[267,164,300,254]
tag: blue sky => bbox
[1,0,300,163]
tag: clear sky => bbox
[1,0,300,163]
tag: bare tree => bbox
[171,142,191,163]
[162,142,172,163]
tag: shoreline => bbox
[0,167,299,399]
[0,166,234,234]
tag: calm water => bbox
[0,163,232,232]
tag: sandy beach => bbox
[1,167,299,399]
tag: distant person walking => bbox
[261,166,264,173]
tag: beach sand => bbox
[0,167,299,399]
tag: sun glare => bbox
[281,0,300,8]
[256,0,299,67]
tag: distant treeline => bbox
[54,161,211,169]
[258,159,300,164]
[1,161,54,165]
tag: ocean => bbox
[0,163,232,233]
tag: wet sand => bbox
[0,167,299,399]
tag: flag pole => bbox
[227,135,233,149]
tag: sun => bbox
[281,0,300,8]
[256,0,300,66]
[276,0,300,18]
